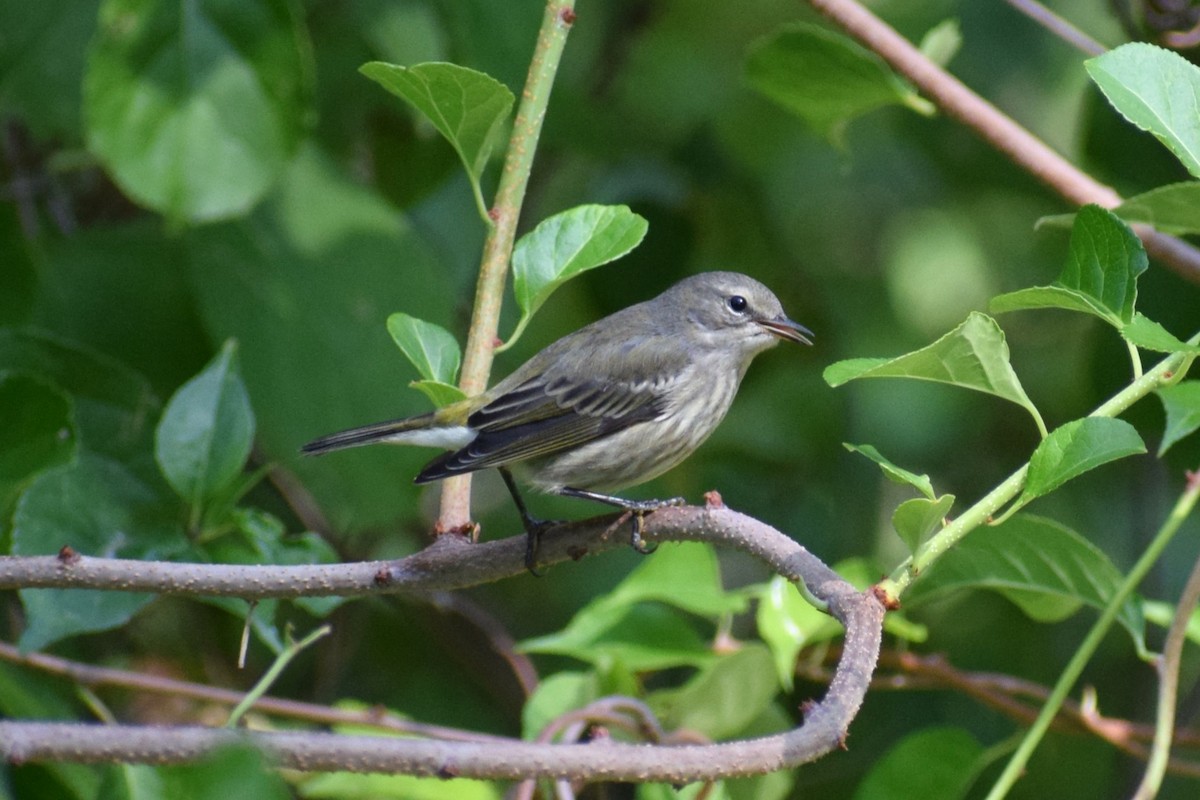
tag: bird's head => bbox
[672,271,813,355]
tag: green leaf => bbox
[185,144,454,534]
[160,745,289,800]
[1143,600,1200,649]
[918,19,962,68]
[907,515,1145,649]
[14,454,187,651]
[853,727,983,800]
[994,206,1146,327]
[197,509,343,651]
[506,204,648,348]
[155,340,254,508]
[1021,418,1145,503]
[0,372,76,482]
[519,601,713,671]
[0,329,158,465]
[385,313,461,386]
[649,644,778,740]
[1059,205,1146,325]
[892,494,955,557]
[755,575,843,691]
[0,0,98,140]
[521,671,598,740]
[1039,183,1200,236]
[844,443,935,500]
[824,312,1045,433]
[989,285,1117,324]
[359,61,514,184]
[755,561,927,690]
[1121,313,1200,355]
[606,542,747,618]
[1111,182,1200,235]
[97,765,165,800]
[409,380,467,407]
[519,545,745,672]
[1086,43,1200,178]
[84,0,310,221]
[1157,381,1200,455]
[745,23,932,144]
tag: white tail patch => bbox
[383,426,474,450]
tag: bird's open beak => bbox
[757,315,813,345]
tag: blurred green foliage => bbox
[3,0,1200,798]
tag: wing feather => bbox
[415,316,693,483]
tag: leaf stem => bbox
[437,1,576,532]
[983,469,1200,800]
[469,175,492,228]
[225,624,330,728]
[1127,339,1144,381]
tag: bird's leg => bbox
[555,487,685,555]
[498,468,559,576]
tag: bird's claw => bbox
[629,514,658,555]
[522,517,563,577]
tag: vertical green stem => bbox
[983,472,1200,800]
[438,1,576,532]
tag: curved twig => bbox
[0,506,885,782]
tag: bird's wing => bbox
[415,332,688,481]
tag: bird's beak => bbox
[757,315,813,345]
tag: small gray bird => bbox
[303,271,811,571]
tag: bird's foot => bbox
[521,515,564,577]
[556,487,686,558]
[619,497,684,556]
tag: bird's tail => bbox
[301,412,442,455]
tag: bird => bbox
[302,271,812,572]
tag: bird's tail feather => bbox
[301,412,439,455]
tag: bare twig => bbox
[806,0,1200,284]
[426,591,541,699]
[1003,0,1108,56]
[0,506,885,782]
[804,649,1200,777]
[0,640,509,743]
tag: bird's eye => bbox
[727,295,748,314]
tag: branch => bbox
[806,0,1200,285]
[1133,501,1200,798]
[0,640,507,743]
[0,507,840,601]
[806,649,1200,777]
[439,0,577,530]
[1003,0,1107,56]
[0,506,886,781]
[986,467,1200,799]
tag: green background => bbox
[3,0,1200,797]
